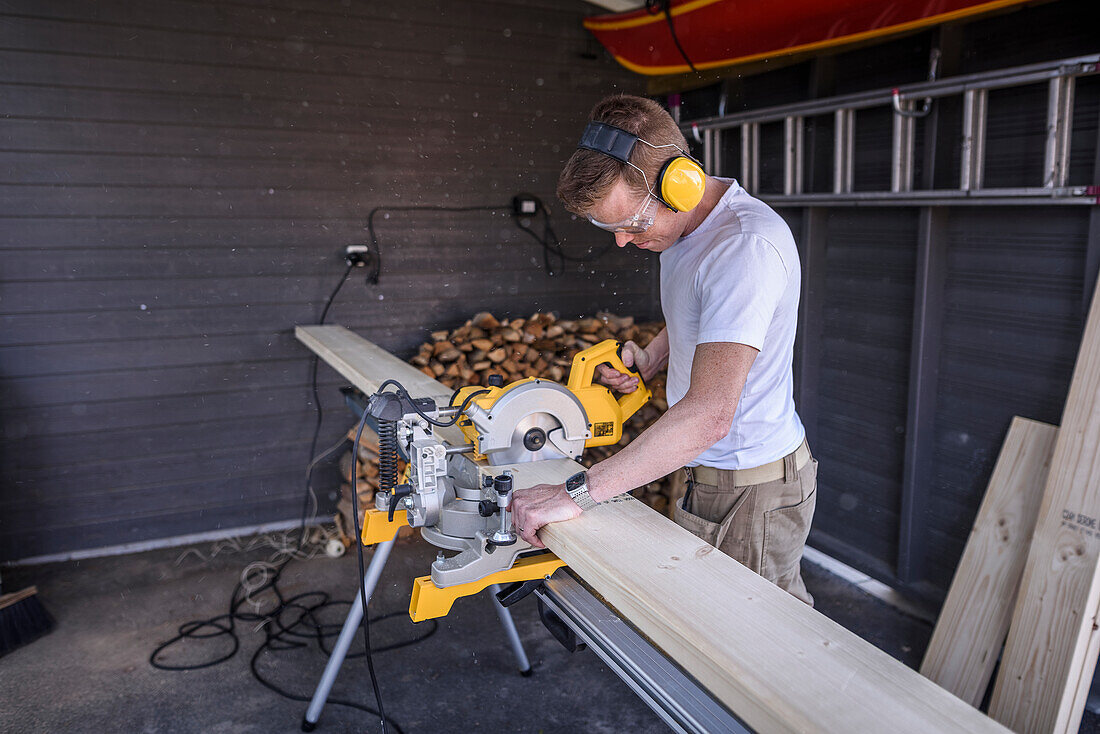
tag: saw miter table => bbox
[297,325,1011,734]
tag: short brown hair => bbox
[557,94,689,216]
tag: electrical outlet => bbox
[512,194,540,217]
[344,244,371,267]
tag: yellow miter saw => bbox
[358,338,649,621]
[453,337,651,463]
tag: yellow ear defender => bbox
[655,155,706,212]
[578,121,706,213]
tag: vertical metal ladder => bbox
[683,54,1099,206]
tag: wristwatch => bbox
[565,470,597,511]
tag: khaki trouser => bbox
[672,447,818,606]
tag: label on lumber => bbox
[1061,509,1099,535]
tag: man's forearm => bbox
[586,396,725,503]
[641,327,669,380]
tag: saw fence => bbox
[298,323,1009,734]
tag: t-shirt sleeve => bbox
[694,235,789,351]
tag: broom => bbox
[0,585,56,658]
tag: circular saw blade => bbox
[487,412,572,465]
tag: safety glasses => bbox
[585,153,674,234]
[586,191,661,234]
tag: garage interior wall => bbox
[0,1,647,561]
[676,0,1098,603]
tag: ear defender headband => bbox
[577,121,706,213]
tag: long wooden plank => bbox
[541,495,1008,733]
[296,325,451,400]
[295,324,465,446]
[990,279,1100,734]
[299,325,1009,734]
[920,416,1058,706]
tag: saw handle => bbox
[566,339,651,423]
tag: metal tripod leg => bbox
[302,533,398,732]
[489,583,532,676]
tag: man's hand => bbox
[596,340,651,394]
[509,483,583,548]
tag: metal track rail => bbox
[535,570,752,734]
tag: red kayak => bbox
[584,0,1030,75]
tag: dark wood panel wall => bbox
[688,0,1098,602]
[0,0,647,560]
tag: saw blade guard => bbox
[461,379,589,465]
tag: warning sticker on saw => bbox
[592,422,615,437]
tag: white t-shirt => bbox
[659,178,805,470]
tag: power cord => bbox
[373,378,489,429]
[346,379,491,733]
[149,535,436,732]
[301,260,357,548]
[350,407,389,734]
[510,193,616,276]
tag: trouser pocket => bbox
[761,480,817,583]
[673,484,756,563]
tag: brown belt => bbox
[687,438,811,487]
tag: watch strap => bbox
[566,471,597,511]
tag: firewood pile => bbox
[334,311,678,546]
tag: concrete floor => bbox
[1,533,1097,734]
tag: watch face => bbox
[566,471,587,493]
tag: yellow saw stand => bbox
[360,507,565,622]
[302,506,564,731]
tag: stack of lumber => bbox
[988,280,1100,733]
[919,279,1100,733]
[920,416,1057,706]
[334,311,673,541]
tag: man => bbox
[510,94,816,605]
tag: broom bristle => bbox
[0,587,56,658]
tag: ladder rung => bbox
[960,88,987,192]
[834,109,854,194]
[1044,75,1075,188]
[742,123,759,192]
[891,103,915,193]
[784,116,804,196]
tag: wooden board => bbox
[299,325,1009,734]
[541,495,1007,733]
[920,416,1057,706]
[296,325,465,446]
[990,280,1100,734]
